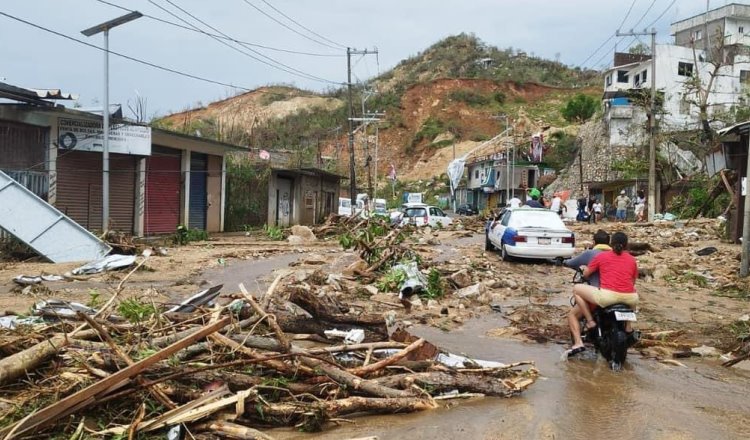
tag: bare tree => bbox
[127,91,149,123]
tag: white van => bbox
[338,198,352,216]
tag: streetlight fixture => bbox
[81,11,142,231]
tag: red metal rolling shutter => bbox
[145,147,181,235]
[56,151,136,233]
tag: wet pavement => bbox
[271,317,750,440]
[200,253,301,294]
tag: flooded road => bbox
[273,317,750,440]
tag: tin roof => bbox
[0,81,76,106]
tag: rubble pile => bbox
[0,239,537,438]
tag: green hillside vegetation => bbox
[377,33,599,94]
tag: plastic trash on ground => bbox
[166,285,223,313]
[71,254,137,275]
[13,274,66,285]
[324,328,366,344]
[33,300,97,319]
[392,261,428,299]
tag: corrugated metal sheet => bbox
[145,147,181,235]
[0,120,48,171]
[0,170,110,262]
[189,153,207,230]
[0,170,49,241]
[56,151,136,232]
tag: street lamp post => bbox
[82,11,142,231]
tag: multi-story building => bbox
[602,3,750,148]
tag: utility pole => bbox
[491,115,511,203]
[346,47,378,206]
[617,28,657,221]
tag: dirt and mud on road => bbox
[1,216,749,438]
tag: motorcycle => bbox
[572,268,639,370]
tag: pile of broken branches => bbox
[0,276,537,439]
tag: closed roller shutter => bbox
[189,153,207,230]
[56,151,136,232]
[145,147,181,235]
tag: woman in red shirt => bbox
[568,232,638,353]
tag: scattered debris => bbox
[71,254,137,275]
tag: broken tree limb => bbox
[1,316,231,439]
[0,334,68,386]
[349,338,426,377]
[239,283,290,352]
[245,396,437,430]
[260,273,285,310]
[196,420,276,440]
[290,345,414,399]
[374,370,538,397]
[210,332,312,376]
[78,312,176,410]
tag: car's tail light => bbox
[513,235,527,243]
[562,236,575,245]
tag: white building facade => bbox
[602,3,750,147]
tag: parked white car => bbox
[398,203,452,228]
[486,207,575,261]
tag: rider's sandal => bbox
[567,346,586,357]
[585,321,597,330]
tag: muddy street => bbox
[2,218,750,439]
[272,317,750,439]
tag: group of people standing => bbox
[512,187,647,223]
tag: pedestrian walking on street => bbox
[635,190,646,222]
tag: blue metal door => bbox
[189,153,207,230]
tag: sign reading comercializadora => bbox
[57,118,152,155]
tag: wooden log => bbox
[0,335,68,386]
[209,333,312,376]
[374,370,535,397]
[196,421,275,440]
[246,396,436,430]
[1,316,231,439]
[291,346,413,399]
[349,338,426,377]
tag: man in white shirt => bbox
[550,192,563,217]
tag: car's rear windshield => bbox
[340,199,351,208]
[404,208,427,217]
[509,210,566,229]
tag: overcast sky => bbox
[0,0,720,118]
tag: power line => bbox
[630,0,658,30]
[0,10,250,90]
[646,0,678,28]
[258,0,346,49]
[149,0,341,85]
[92,0,343,57]
[617,0,638,31]
[579,33,615,67]
[239,0,341,50]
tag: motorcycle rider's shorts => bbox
[592,289,638,308]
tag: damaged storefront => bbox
[0,101,239,236]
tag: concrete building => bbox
[0,82,240,236]
[267,168,341,227]
[465,152,539,211]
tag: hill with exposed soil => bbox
[154,34,601,185]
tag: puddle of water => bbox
[271,317,750,440]
[200,253,300,293]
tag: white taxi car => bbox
[486,207,575,261]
